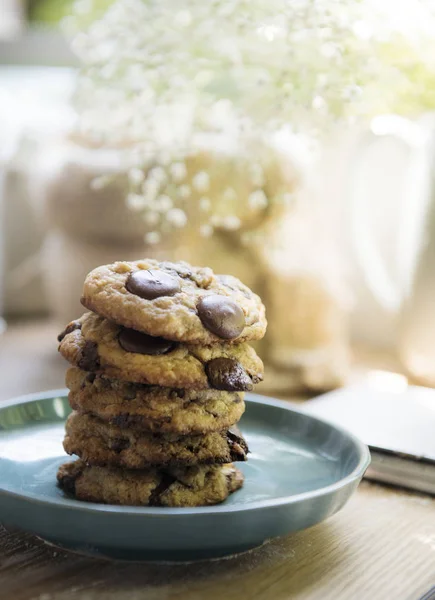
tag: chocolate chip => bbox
[126,269,180,300]
[57,320,82,342]
[137,383,155,391]
[227,426,249,461]
[123,384,138,400]
[197,295,245,339]
[206,358,253,391]
[57,473,77,495]
[118,327,177,355]
[169,389,185,399]
[109,438,130,452]
[81,371,96,389]
[111,415,131,428]
[78,341,100,371]
[149,473,177,506]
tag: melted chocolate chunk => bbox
[227,427,249,461]
[126,269,180,300]
[118,327,177,355]
[57,320,82,342]
[197,295,245,339]
[149,473,177,506]
[81,372,96,389]
[58,473,77,495]
[206,358,253,391]
[78,341,100,371]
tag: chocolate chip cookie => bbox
[66,368,245,434]
[58,312,263,390]
[57,459,244,506]
[64,411,249,468]
[81,259,266,344]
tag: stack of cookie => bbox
[56,259,266,507]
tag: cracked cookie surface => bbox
[64,411,249,468]
[81,259,266,344]
[57,459,244,506]
[58,312,263,390]
[66,367,245,434]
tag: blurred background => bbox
[2,0,435,398]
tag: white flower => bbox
[210,214,241,231]
[312,96,326,111]
[222,215,241,231]
[166,208,187,228]
[144,231,161,244]
[156,194,173,212]
[90,175,110,190]
[192,171,210,193]
[127,193,147,211]
[128,168,145,185]
[200,223,213,237]
[248,190,268,210]
[342,85,362,102]
[68,0,435,240]
[170,162,187,182]
[73,0,413,149]
[148,166,168,185]
[142,178,160,200]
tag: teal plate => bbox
[0,390,370,561]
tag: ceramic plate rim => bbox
[0,389,370,516]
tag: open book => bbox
[302,373,435,495]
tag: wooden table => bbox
[1,320,434,600]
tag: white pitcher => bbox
[348,113,435,385]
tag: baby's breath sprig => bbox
[66,0,435,242]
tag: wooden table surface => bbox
[1,320,434,600]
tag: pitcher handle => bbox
[348,115,429,313]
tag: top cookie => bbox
[81,259,266,344]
